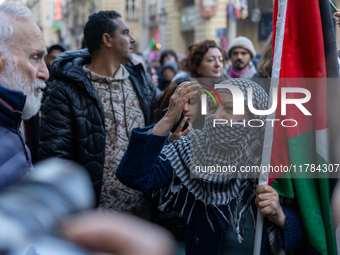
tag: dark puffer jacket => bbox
[39,49,160,204]
[0,85,33,190]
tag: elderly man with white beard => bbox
[0,2,49,190]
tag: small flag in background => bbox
[143,27,160,58]
[240,0,248,19]
[228,0,234,18]
[235,0,241,19]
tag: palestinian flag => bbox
[255,0,338,254]
[142,27,160,57]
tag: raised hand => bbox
[152,81,199,136]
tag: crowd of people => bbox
[1,1,340,255]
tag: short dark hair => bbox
[223,50,229,61]
[47,44,65,55]
[160,50,177,66]
[83,11,121,55]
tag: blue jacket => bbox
[116,126,320,255]
[0,85,32,190]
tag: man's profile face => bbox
[111,17,136,63]
[0,19,49,119]
[230,47,251,71]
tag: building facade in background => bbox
[16,0,142,50]
[17,0,340,58]
[142,0,273,56]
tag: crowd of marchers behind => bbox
[1,1,340,255]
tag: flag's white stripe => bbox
[253,0,288,254]
[316,128,329,162]
[142,46,152,57]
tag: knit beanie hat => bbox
[228,36,256,59]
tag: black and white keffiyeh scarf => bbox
[156,79,269,243]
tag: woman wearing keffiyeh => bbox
[116,79,314,255]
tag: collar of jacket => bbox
[123,61,151,126]
[0,85,25,132]
[51,49,105,122]
[53,49,152,126]
[51,49,92,86]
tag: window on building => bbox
[126,0,138,20]
[149,0,156,18]
[182,0,194,7]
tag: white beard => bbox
[0,59,46,120]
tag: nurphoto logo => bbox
[199,84,312,128]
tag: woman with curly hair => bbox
[173,40,223,80]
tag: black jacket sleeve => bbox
[38,80,105,205]
[39,81,76,160]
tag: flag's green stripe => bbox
[149,39,156,48]
[316,154,337,255]
[270,171,294,198]
[318,177,337,255]
[270,131,335,254]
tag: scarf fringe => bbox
[205,203,215,233]
[186,199,196,225]
[180,189,190,217]
[154,175,254,242]
[236,226,243,243]
[153,171,181,211]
